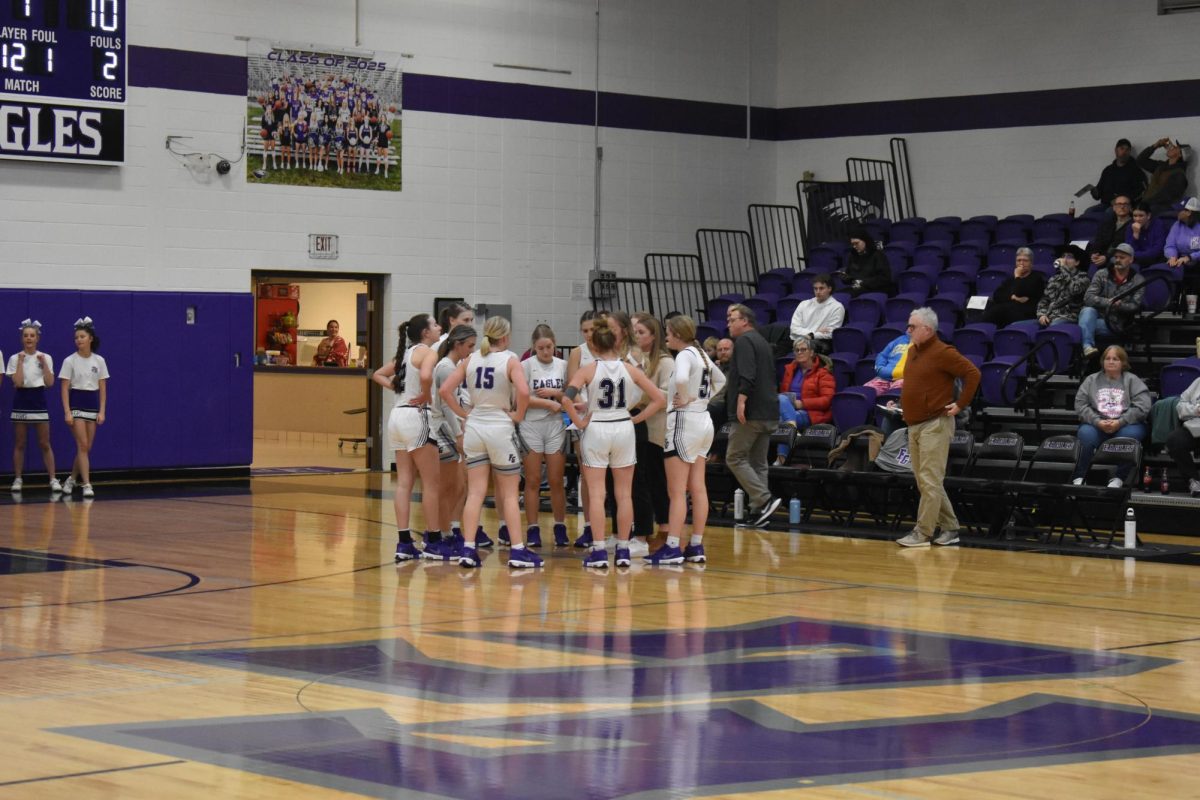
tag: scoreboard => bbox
[0,0,126,164]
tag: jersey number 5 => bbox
[474,366,495,389]
[597,378,626,409]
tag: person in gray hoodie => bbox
[1070,345,1151,487]
[1164,376,1200,497]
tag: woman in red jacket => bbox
[775,337,835,464]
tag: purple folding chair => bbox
[936,272,973,296]
[953,325,994,360]
[831,323,871,357]
[1034,324,1081,373]
[1162,363,1200,397]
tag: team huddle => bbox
[375,304,725,570]
[256,73,397,176]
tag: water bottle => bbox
[733,489,746,522]
[1142,466,1152,493]
[1123,507,1137,549]
[1160,467,1170,495]
[789,497,802,525]
[1068,199,1076,218]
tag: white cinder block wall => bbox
[773,0,1200,220]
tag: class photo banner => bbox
[245,40,402,191]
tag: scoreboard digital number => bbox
[0,0,125,164]
[1,0,125,102]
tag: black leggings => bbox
[631,422,668,536]
[1164,426,1200,480]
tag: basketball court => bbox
[2,473,1198,798]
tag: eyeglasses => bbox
[726,315,743,323]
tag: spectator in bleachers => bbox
[1090,138,1147,209]
[1164,197,1200,297]
[1089,195,1133,268]
[1164,376,1200,497]
[788,273,844,354]
[1037,244,1090,327]
[1070,345,1151,488]
[715,338,733,375]
[982,247,1046,326]
[1126,202,1168,268]
[840,225,896,298]
[1079,244,1145,358]
[774,337,834,465]
[1138,137,1189,214]
[895,307,980,548]
[702,336,719,363]
[864,330,911,393]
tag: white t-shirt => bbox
[6,351,54,388]
[58,353,110,390]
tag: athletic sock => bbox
[512,543,526,551]
[690,534,704,546]
[592,541,606,551]
[667,536,680,548]
[398,529,413,544]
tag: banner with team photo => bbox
[245,41,402,191]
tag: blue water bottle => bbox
[788,497,802,526]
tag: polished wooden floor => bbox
[2,472,1199,799]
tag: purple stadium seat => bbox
[993,322,1038,360]
[776,293,807,326]
[928,293,967,327]
[883,246,912,277]
[806,246,843,273]
[932,215,963,229]
[791,271,815,295]
[855,356,876,385]
[1034,324,1081,373]
[987,244,1018,269]
[967,215,999,228]
[757,269,795,298]
[1140,275,1175,313]
[1030,244,1056,270]
[913,244,948,269]
[742,295,778,324]
[869,324,907,356]
[831,323,871,357]
[976,269,1010,296]
[828,353,856,391]
[832,386,878,431]
[1162,363,1200,397]
[949,245,983,271]
[695,322,724,343]
[863,219,890,244]
[885,293,923,324]
[846,293,886,327]
[953,325,994,359]
[980,359,1024,405]
[922,222,957,245]
[936,272,974,296]
[704,293,745,325]
[994,220,1030,244]
[888,222,922,246]
[1069,218,1100,242]
[1032,219,1068,246]
[898,270,935,298]
[959,220,993,246]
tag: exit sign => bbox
[309,234,339,260]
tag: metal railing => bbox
[696,228,758,299]
[748,204,804,273]
[590,277,653,316]
[642,254,705,319]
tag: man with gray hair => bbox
[724,303,782,526]
[896,308,980,547]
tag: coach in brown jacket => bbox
[896,307,980,547]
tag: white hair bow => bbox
[74,316,94,327]
[19,319,41,331]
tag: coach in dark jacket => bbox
[723,304,782,526]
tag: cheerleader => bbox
[649,315,726,565]
[431,324,479,551]
[58,317,108,498]
[630,312,674,555]
[566,310,597,547]
[562,317,665,568]
[371,314,444,561]
[520,325,569,547]
[279,114,294,169]
[438,317,534,569]
[8,320,59,493]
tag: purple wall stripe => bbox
[131,46,248,96]
[125,45,1198,141]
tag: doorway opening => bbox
[250,271,385,472]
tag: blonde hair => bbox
[667,314,714,372]
[632,312,666,379]
[589,316,617,353]
[1102,345,1130,372]
[479,316,511,356]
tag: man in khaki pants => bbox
[896,308,980,547]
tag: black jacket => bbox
[724,328,778,421]
[1093,159,1147,207]
[1138,146,1188,213]
[842,247,896,297]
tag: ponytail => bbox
[479,316,510,357]
[392,313,431,393]
[438,323,477,360]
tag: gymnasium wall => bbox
[772,0,1200,220]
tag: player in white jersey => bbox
[7,320,60,493]
[520,325,569,547]
[435,301,474,348]
[439,317,537,569]
[565,310,597,547]
[431,324,478,552]
[649,315,727,565]
[562,317,665,569]
[372,313,444,562]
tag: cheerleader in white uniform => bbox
[648,315,726,565]
[562,317,665,569]
[57,318,108,498]
[7,320,59,493]
[566,310,596,547]
[372,313,444,561]
[520,325,568,547]
[438,317,534,569]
